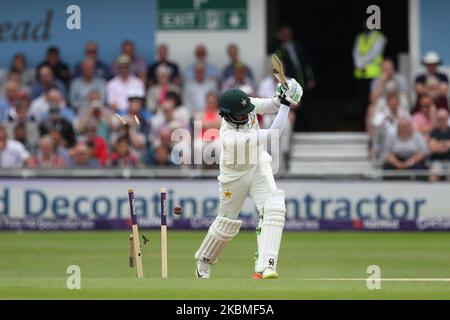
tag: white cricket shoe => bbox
[195,260,211,279]
[262,267,279,279]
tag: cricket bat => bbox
[271,53,288,90]
[128,189,144,278]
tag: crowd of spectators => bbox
[366,51,450,180]
[0,39,289,170]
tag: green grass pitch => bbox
[0,230,450,299]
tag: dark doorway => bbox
[268,0,409,131]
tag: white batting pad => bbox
[195,216,242,264]
[255,190,286,273]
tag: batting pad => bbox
[195,216,242,264]
[255,190,286,273]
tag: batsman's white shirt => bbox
[217,98,285,219]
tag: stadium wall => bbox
[0,0,156,68]
[155,0,267,81]
[1,179,450,231]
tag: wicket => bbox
[128,189,144,278]
[160,187,168,279]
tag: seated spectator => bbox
[37,47,71,88]
[106,55,145,114]
[39,103,76,148]
[69,58,107,112]
[0,124,30,168]
[371,92,409,160]
[415,51,448,110]
[429,109,450,181]
[27,135,66,169]
[110,136,140,168]
[147,43,181,87]
[165,91,191,125]
[0,80,19,122]
[81,122,109,167]
[146,64,181,112]
[383,116,429,172]
[412,93,437,140]
[73,42,110,80]
[111,111,146,152]
[221,63,255,95]
[151,98,190,137]
[1,53,35,92]
[30,88,75,123]
[194,92,221,168]
[112,40,147,82]
[48,127,71,163]
[68,142,99,168]
[183,62,218,114]
[184,45,219,82]
[30,64,66,100]
[143,127,174,166]
[124,90,152,145]
[77,99,114,143]
[370,59,408,104]
[222,43,254,81]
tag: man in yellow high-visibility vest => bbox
[353,22,386,129]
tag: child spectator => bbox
[110,136,140,168]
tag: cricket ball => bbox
[173,205,184,215]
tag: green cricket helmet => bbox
[219,88,255,125]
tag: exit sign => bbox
[158,0,247,30]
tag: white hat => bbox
[423,51,442,65]
[127,88,145,101]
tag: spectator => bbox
[82,122,109,167]
[147,44,181,87]
[27,135,66,169]
[151,98,189,135]
[112,40,147,82]
[221,63,255,95]
[69,58,107,112]
[30,88,75,123]
[39,102,76,148]
[143,127,174,166]
[429,109,450,181]
[370,59,408,106]
[68,142,99,168]
[415,51,448,110]
[1,53,35,91]
[273,25,316,131]
[183,62,218,114]
[0,80,19,122]
[412,93,437,141]
[5,91,39,152]
[106,55,145,114]
[73,42,110,80]
[77,99,114,143]
[146,64,181,112]
[194,92,221,168]
[37,47,71,88]
[110,109,146,152]
[222,43,254,81]
[184,45,219,82]
[30,65,66,100]
[0,124,30,168]
[383,116,429,172]
[110,136,140,168]
[124,90,152,144]
[371,92,409,160]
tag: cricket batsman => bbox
[194,78,303,279]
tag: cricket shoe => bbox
[195,260,211,279]
[252,268,279,279]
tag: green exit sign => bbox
[158,0,247,30]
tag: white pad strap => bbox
[256,190,286,272]
[195,216,241,264]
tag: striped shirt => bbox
[384,131,429,159]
